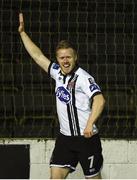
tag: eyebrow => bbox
[59,55,72,58]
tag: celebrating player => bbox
[18,13,105,179]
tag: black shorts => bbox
[50,133,103,178]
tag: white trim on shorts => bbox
[50,164,76,171]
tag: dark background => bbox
[0,144,30,178]
[0,0,137,138]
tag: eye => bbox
[59,57,64,60]
[66,56,71,59]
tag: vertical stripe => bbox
[67,74,75,136]
[67,73,81,136]
[67,104,74,136]
[72,80,81,135]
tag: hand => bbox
[18,13,25,34]
[83,125,94,138]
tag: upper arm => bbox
[92,94,105,107]
[81,75,102,99]
[93,93,105,102]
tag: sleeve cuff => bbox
[48,62,53,77]
[91,91,102,99]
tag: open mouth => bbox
[63,64,70,68]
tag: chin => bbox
[63,71,69,75]
[62,69,71,75]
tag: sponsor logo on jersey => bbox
[56,86,71,104]
[89,83,100,92]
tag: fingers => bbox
[19,13,24,24]
[83,126,95,138]
[84,134,92,138]
[18,13,24,33]
[83,131,92,138]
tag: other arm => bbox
[83,94,105,138]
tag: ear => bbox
[74,54,78,61]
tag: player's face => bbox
[56,48,77,75]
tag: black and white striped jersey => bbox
[48,62,102,136]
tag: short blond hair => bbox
[56,40,77,56]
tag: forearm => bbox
[83,94,105,138]
[20,31,43,62]
[20,31,50,72]
[87,94,105,127]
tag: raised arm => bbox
[18,13,51,73]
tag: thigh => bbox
[50,166,70,179]
[79,134,103,178]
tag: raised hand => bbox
[18,13,25,34]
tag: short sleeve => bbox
[48,62,60,80]
[81,75,102,99]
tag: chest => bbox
[55,74,82,104]
[56,74,79,89]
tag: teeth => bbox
[63,64,69,68]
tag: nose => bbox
[63,57,68,62]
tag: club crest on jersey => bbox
[56,86,71,104]
[89,83,100,92]
[68,81,75,89]
[68,74,78,89]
